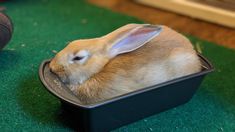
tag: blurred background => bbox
[89,0,235,49]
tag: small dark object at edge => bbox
[0,12,13,50]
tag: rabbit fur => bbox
[49,24,201,104]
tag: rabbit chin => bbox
[66,83,80,93]
[67,72,89,86]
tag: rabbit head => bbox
[49,24,162,86]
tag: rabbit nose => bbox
[49,61,55,72]
[49,60,58,73]
[50,65,58,73]
[49,68,53,73]
[49,66,56,74]
[50,64,65,74]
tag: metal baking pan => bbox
[39,54,214,132]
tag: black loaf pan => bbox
[39,54,214,132]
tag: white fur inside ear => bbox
[108,25,162,58]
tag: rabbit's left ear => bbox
[107,25,162,58]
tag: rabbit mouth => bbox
[51,71,69,84]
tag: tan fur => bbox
[49,24,201,104]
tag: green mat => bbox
[1,0,235,131]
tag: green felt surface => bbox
[1,0,235,131]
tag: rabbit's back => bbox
[100,26,201,91]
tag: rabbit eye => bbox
[69,50,90,64]
[73,56,84,61]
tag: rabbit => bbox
[49,24,201,104]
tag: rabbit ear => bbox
[107,25,162,58]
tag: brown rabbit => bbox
[49,24,201,104]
